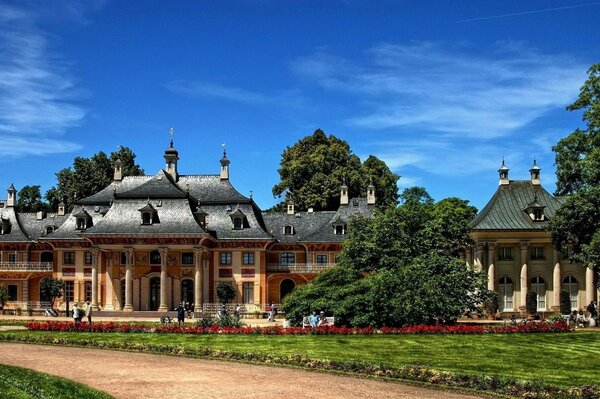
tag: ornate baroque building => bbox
[469,160,596,315]
[0,141,373,313]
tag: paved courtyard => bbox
[0,343,484,399]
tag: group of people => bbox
[72,301,93,326]
[309,310,328,327]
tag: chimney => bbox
[36,211,46,220]
[340,180,349,206]
[367,179,376,205]
[57,202,66,216]
[114,159,123,181]
[6,184,16,207]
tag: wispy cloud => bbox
[165,80,267,104]
[457,2,600,23]
[292,42,585,139]
[0,2,90,155]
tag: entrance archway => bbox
[149,277,160,310]
[280,279,296,302]
[181,279,193,306]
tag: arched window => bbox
[562,276,578,310]
[45,226,54,235]
[233,217,243,230]
[40,251,53,263]
[280,252,295,266]
[150,250,161,265]
[283,225,294,235]
[498,276,513,311]
[142,212,152,225]
[280,279,296,301]
[531,276,546,310]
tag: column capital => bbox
[91,247,101,256]
[520,241,529,250]
[476,241,486,251]
[487,242,497,250]
[158,247,169,257]
[124,247,134,255]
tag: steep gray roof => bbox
[116,170,188,199]
[263,198,374,243]
[81,198,207,236]
[0,206,30,242]
[16,212,69,241]
[178,175,249,204]
[43,205,109,240]
[471,180,565,231]
[78,176,152,205]
[202,203,271,240]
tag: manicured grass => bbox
[1,329,599,388]
[0,364,113,399]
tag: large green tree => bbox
[550,63,600,279]
[16,185,49,213]
[45,146,144,211]
[282,187,487,327]
[272,129,399,211]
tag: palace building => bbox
[468,160,595,316]
[0,140,373,313]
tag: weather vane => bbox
[221,143,227,156]
[169,127,174,147]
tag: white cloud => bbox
[165,80,267,104]
[292,42,585,138]
[0,136,81,157]
[0,2,86,154]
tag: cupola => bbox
[6,183,16,207]
[367,179,376,205]
[164,128,179,181]
[220,145,230,180]
[530,158,541,186]
[498,159,509,186]
[340,179,349,206]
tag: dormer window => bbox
[45,226,54,235]
[523,192,546,222]
[229,208,248,230]
[0,217,10,235]
[332,218,346,235]
[74,209,92,231]
[194,205,208,228]
[533,209,543,221]
[283,225,294,235]
[138,202,158,225]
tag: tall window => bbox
[498,277,513,311]
[530,246,545,260]
[243,252,254,265]
[531,276,546,310]
[242,282,254,304]
[63,252,75,265]
[220,252,232,265]
[233,217,243,230]
[181,279,194,304]
[40,278,52,303]
[85,251,93,265]
[142,212,152,225]
[64,281,74,302]
[280,252,295,266]
[563,276,578,310]
[181,252,194,265]
[316,254,328,265]
[121,252,127,265]
[7,285,17,301]
[84,281,92,302]
[498,247,513,261]
[8,253,16,263]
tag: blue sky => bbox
[0,1,599,211]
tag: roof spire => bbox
[169,127,174,148]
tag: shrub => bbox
[484,292,499,317]
[215,281,236,304]
[526,291,538,316]
[560,290,572,314]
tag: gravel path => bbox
[0,343,484,399]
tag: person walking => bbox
[72,303,80,326]
[85,300,93,327]
[587,300,598,318]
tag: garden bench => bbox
[302,316,335,328]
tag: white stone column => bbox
[487,243,496,291]
[193,247,203,313]
[520,241,529,310]
[22,279,29,305]
[123,248,134,311]
[475,242,485,272]
[552,249,561,311]
[158,247,169,311]
[104,254,114,310]
[91,247,100,310]
[586,267,596,305]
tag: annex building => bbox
[0,141,374,313]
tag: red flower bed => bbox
[26,320,572,335]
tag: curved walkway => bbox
[0,343,484,399]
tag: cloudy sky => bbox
[0,0,598,210]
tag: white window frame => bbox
[531,276,546,310]
[563,275,579,310]
[498,276,514,311]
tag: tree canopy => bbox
[18,146,143,212]
[550,63,600,279]
[282,188,487,327]
[272,129,399,211]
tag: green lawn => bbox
[0,364,113,399]
[1,330,599,388]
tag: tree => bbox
[16,185,49,212]
[40,278,64,309]
[215,281,237,304]
[271,129,399,211]
[0,285,9,311]
[282,187,488,327]
[46,146,144,211]
[550,63,600,280]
